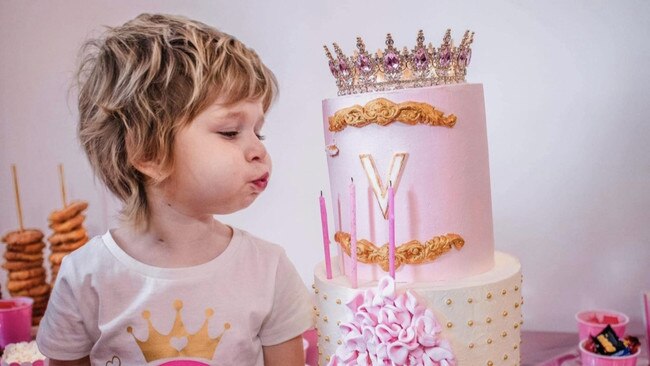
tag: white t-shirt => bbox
[36,227,314,365]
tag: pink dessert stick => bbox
[388,183,396,279]
[350,178,357,288]
[644,293,650,354]
[319,191,332,279]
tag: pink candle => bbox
[319,191,332,279]
[643,292,650,352]
[388,183,396,279]
[350,178,358,288]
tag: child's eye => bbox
[218,131,265,141]
[218,131,238,138]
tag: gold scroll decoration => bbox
[334,231,465,271]
[328,98,457,132]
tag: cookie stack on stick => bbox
[1,165,51,326]
[47,164,89,284]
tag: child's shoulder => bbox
[234,227,287,259]
[59,232,114,272]
[66,232,108,255]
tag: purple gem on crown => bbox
[457,31,474,69]
[356,54,372,73]
[439,46,452,68]
[332,43,353,82]
[337,58,350,77]
[384,51,400,71]
[414,47,428,69]
[458,48,471,68]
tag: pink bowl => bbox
[576,309,629,341]
[0,297,33,349]
[579,339,639,366]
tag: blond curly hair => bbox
[76,13,278,228]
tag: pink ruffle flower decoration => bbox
[329,276,455,366]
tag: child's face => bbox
[161,97,271,216]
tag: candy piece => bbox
[602,315,620,324]
[623,335,640,354]
[592,325,625,355]
[587,313,621,325]
[584,336,597,353]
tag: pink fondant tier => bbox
[322,83,494,283]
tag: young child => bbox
[36,13,313,366]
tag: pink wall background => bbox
[1,1,648,335]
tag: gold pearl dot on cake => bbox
[318,349,322,355]
[502,331,508,338]
[486,292,492,299]
[312,284,316,289]
[467,297,473,304]
[514,344,519,350]
[324,316,329,322]
[487,338,493,344]
[469,343,475,349]
[336,299,342,304]
[337,340,342,345]
[514,323,519,329]
[446,322,453,328]
[326,356,330,362]
[313,306,317,311]
[325,336,330,342]
[503,311,509,317]
[487,361,494,366]
[323,294,328,300]
[486,317,492,324]
[315,289,319,294]
[446,298,453,305]
[514,285,519,291]
[502,289,507,295]
[316,310,320,317]
[504,354,509,360]
[467,320,474,326]
[337,321,341,326]
[515,302,520,308]
[317,330,321,337]
[520,320,524,325]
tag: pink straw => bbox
[350,178,357,288]
[388,182,396,279]
[643,292,650,353]
[319,191,332,279]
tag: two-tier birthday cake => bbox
[313,30,523,365]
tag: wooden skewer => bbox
[59,163,68,208]
[11,164,25,231]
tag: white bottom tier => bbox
[313,251,523,366]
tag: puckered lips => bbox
[251,172,269,190]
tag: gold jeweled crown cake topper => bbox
[324,29,474,96]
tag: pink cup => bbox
[0,297,33,349]
[576,309,629,341]
[579,339,639,366]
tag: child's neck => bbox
[112,190,233,268]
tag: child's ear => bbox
[131,158,165,182]
[125,135,166,183]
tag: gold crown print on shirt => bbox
[127,300,231,364]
